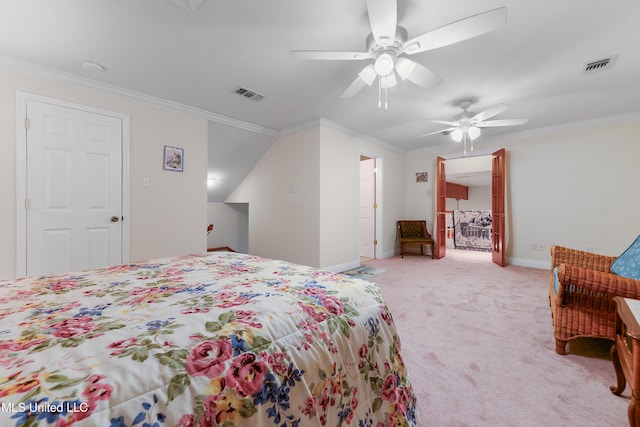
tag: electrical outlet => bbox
[537,243,545,251]
[531,243,537,251]
[586,245,594,253]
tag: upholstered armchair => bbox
[397,220,435,259]
[549,239,640,355]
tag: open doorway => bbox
[360,155,377,263]
[436,149,506,266]
[446,155,492,257]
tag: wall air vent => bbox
[234,87,265,102]
[583,55,617,74]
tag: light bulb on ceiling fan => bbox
[468,125,481,140]
[374,52,395,76]
[450,128,463,142]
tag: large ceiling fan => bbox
[419,100,530,154]
[290,0,507,108]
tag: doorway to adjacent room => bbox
[360,155,378,262]
[435,149,506,266]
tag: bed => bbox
[0,252,419,426]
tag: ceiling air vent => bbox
[167,0,206,12]
[234,87,265,102]
[583,55,617,74]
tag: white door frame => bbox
[359,153,384,259]
[360,156,376,259]
[15,92,130,277]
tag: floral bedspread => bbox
[0,252,419,426]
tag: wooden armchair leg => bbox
[555,338,568,355]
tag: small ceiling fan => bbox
[290,0,507,108]
[419,100,530,154]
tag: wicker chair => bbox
[397,220,434,259]
[549,245,640,355]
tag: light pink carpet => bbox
[367,250,629,426]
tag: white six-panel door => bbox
[360,157,376,259]
[24,99,124,276]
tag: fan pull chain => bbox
[377,77,389,110]
[384,86,388,110]
[463,133,468,156]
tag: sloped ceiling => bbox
[1,0,639,200]
[207,122,275,202]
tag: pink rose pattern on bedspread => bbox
[0,252,419,426]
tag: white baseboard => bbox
[379,250,397,259]
[326,255,548,272]
[508,257,550,270]
[324,259,360,273]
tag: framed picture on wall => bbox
[163,145,184,172]
[416,172,428,183]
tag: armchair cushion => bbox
[398,221,424,238]
[611,235,640,280]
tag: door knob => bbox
[111,216,120,223]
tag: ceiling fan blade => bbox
[476,118,530,128]
[367,0,397,46]
[429,119,458,126]
[290,50,371,60]
[342,65,377,98]
[402,7,507,54]
[417,127,457,138]
[395,58,443,89]
[342,78,367,98]
[471,103,510,122]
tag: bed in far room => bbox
[453,210,493,252]
[0,252,419,426]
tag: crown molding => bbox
[279,117,323,136]
[0,54,280,138]
[489,110,640,142]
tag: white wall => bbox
[206,202,248,253]
[406,115,640,267]
[0,68,208,279]
[447,186,492,211]
[228,120,407,270]
[319,125,360,268]
[319,123,408,266]
[227,126,321,266]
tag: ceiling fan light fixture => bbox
[374,53,395,76]
[359,65,378,86]
[468,125,481,140]
[450,128,463,142]
[395,57,416,80]
[380,73,398,89]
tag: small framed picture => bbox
[416,172,428,183]
[163,145,184,172]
